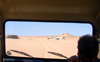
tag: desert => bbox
[5,33,80,59]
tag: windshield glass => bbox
[5,21,93,59]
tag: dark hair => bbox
[78,35,99,59]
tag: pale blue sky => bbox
[5,21,93,36]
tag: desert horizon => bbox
[5,33,80,59]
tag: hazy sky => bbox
[5,21,93,36]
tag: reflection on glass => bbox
[5,21,92,59]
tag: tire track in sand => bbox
[37,39,59,58]
[33,38,59,58]
[39,39,68,59]
[33,38,67,59]
[33,39,47,58]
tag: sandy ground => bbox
[5,36,80,59]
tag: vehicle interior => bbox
[0,0,100,62]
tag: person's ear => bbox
[77,47,80,57]
[78,50,80,57]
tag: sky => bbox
[5,21,93,36]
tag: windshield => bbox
[5,21,93,59]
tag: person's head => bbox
[77,35,99,61]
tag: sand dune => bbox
[5,35,80,59]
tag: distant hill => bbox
[54,33,73,37]
[61,33,73,36]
